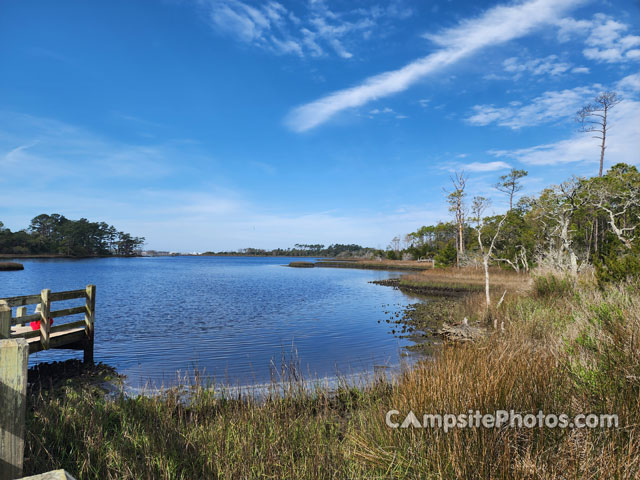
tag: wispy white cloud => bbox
[617,72,640,93]
[439,159,512,174]
[466,85,598,129]
[195,0,410,58]
[306,2,375,59]
[571,66,590,74]
[553,16,593,43]
[285,0,584,132]
[369,107,394,115]
[366,106,409,120]
[502,54,586,79]
[0,111,448,251]
[555,13,640,63]
[0,112,191,182]
[583,13,640,63]
[489,99,640,166]
[464,161,512,172]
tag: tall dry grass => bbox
[347,279,640,479]
[402,266,531,292]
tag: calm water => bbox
[1,257,419,387]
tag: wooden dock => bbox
[0,285,95,363]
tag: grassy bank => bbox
[316,259,435,271]
[24,269,640,479]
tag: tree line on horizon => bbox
[202,243,375,257]
[0,213,145,257]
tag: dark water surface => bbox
[1,256,418,388]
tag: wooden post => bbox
[0,302,10,339]
[40,289,51,350]
[84,285,96,365]
[0,338,29,479]
[16,307,27,326]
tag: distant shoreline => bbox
[0,253,139,259]
[0,255,432,273]
[0,253,328,260]
[199,254,325,258]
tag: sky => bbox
[1,0,639,252]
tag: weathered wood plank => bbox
[11,329,40,340]
[11,313,41,326]
[84,285,96,364]
[0,295,42,308]
[2,289,85,308]
[40,289,51,350]
[18,469,77,480]
[84,285,95,333]
[15,306,27,326]
[50,306,86,319]
[49,289,86,302]
[12,306,85,326]
[27,328,86,354]
[0,339,29,480]
[13,319,87,339]
[0,301,10,339]
[49,320,87,335]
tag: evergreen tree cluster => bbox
[0,213,145,257]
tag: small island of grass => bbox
[288,261,315,268]
[0,261,24,271]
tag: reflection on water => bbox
[1,256,418,387]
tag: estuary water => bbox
[0,256,418,388]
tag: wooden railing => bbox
[0,285,95,362]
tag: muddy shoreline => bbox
[374,277,486,353]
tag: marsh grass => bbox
[318,259,434,271]
[533,273,575,298]
[24,274,640,479]
[0,261,24,270]
[403,266,530,291]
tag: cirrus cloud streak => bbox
[285,0,584,132]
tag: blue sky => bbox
[1,0,639,251]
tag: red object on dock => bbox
[30,317,53,330]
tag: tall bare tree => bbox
[445,171,468,267]
[471,196,493,311]
[473,168,528,321]
[576,91,621,178]
[576,91,621,255]
[389,236,401,254]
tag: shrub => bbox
[533,273,574,297]
[594,251,640,287]
[434,241,457,268]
